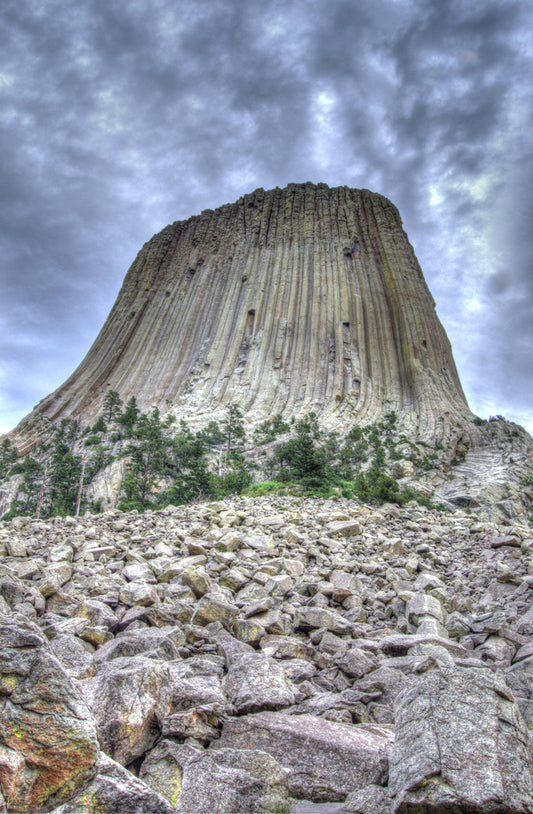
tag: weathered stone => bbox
[260,634,316,662]
[159,656,226,739]
[118,581,158,607]
[139,740,195,809]
[51,753,175,813]
[295,607,353,635]
[191,593,237,629]
[179,747,289,813]
[211,626,296,713]
[48,633,95,679]
[80,656,169,766]
[389,666,533,813]
[0,616,99,812]
[337,647,378,679]
[181,564,211,597]
[406,592,445,626]
[214,711,392,802]
[93,625,185,665]
[232,617,266,645]
[343,784,392,814]
[327,520,361,539]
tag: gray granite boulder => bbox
[214,711,393,802]
[389,666,533,813]
[80,656,169,766]
[0,616,100,813]
[50,753,175,813]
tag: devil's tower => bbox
[13,182,473,449]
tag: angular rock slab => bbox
[80,656,169,766]
[180,747,288,813]
[0,616,100,812]
[50,753,175,813]
[343,784,392,813]
[389,666,533,813]
[209,625,296,713]
[214,711,392,802]
[140,740,289,813]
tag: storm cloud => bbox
[1,0,532,431]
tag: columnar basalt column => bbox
[10,183,472,452]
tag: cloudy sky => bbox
[1,0,532,434]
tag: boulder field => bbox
[1,496,533,812]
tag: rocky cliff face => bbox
[12,183,471,450]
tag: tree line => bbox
[0,393,444,520]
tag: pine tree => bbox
[222,403,246,462]
[118,408,170,511]
[46,419,83,516]
[0,438,18,480]
[102,390,123,423]
[116,396,140,437]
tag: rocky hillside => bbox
[3,496,533,812]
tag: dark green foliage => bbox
[1,402,451,518]
[253,414,291,444]
[115,396,140,437]
[199,420,226,448]
[162,421,217,505]
[118,408,170,511]
[3,454,43,518]
[0,438,18,480]
[245,481,287,497]
[8,419,85,519]
[91,416,107,434]
[102,390,123,423]
[85,446,112,481]
[270,415,330,488]
[222,403,246,459]
[46,419,83,517]
[84,435,102,447]
[390,462,405,479]
[215,467,252,496]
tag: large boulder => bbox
[389,666,533,813]
[93,625,185,666]
[80,656,169,766]
[141,742,289,813]
[0,616,100,812]
[161,656,226,741]
[50,753,175,813]
[209,625,296,713]
[214,711,392,802]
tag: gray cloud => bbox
[1,0,532,432]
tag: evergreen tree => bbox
[118,408,170,511]
[222,403,246,460]
[271,415,329,488]
[164,421,216,505]
[46,419,83,516]
[102,390,123,423]
[5,454,43,517]
[0,438,18,480]
[91,416,107,434]
[116,396,140,437]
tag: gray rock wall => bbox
[10,183,471,452]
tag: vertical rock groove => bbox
[12,183,472,448]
